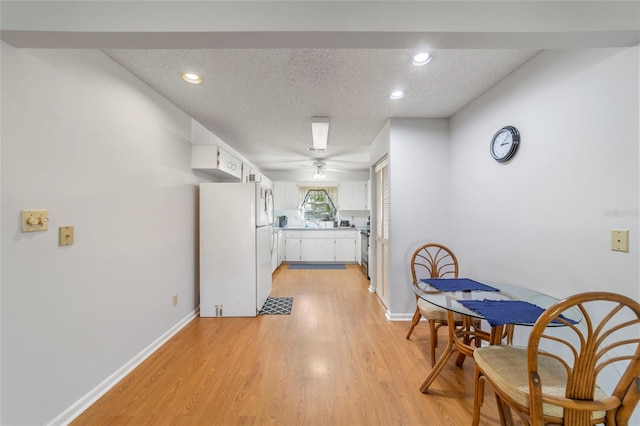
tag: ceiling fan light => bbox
[313,167,326,179]
[311,117,330,151]
[312,161,326,179]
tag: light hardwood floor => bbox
[73,264,504,425]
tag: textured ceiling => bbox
[5,0,636,179]
[104,48,540,174]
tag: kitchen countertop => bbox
[276,227,358,231]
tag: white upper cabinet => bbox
[273,181,299,210]
[190,120,242,180]
[338,181,368,210]
[274,180,368,210]
[242,163,263,183]
[352,181,368,210]
[191,145,242,180]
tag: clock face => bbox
[490,126,520,163]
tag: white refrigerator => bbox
[199,182,274,317]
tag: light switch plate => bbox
[22,210,49,232]
[611,229,629,252]
[59,226,74,246]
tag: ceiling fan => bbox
[312,160,328,179]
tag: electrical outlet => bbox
[172,294,178,306]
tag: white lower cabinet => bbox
[317,239,334,261]
[335,239,356,262]
[335,230,357,262]
[300,239,316,261]
[285,231,301,261]
[272,230,283,271]
[300,231,334,261]
[271,236,278,272]
[284,229,357,262]
[277,231,285,266]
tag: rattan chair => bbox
[472,291,640,426]
[406,243,465,366]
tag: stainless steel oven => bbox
[360,229,370,279]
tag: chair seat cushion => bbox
[417,298,464,322]
[474,345,607,419]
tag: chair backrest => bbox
[410,243,458,283]
[526,292,640,425]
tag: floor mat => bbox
[259,297,293,315]
[288,264,346,270]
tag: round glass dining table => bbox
[412,279,582,393]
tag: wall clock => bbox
[490,125,520,163]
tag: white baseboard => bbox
[386,311,414,321]
[47,309,199,426]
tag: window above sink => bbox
[300,187,337,221]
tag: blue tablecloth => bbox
[458,299,577,327]
[420,278,499,292]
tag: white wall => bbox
[449,47,639,424]
[387,118,451,316]
[0,38,4,426]
[449,47,639,301]
[1,45,199,425]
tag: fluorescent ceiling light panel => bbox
[311,117,330,151]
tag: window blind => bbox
[374,158,389,239]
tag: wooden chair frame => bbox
[473,291,640,426]
[406,243,460,366]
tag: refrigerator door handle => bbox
[264,188,274,224]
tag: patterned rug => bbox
[259,297,294,315]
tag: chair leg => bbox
[473,320,483,347]
[472,365,485,426]
[504,324,515,345]
[429,319,438,367]
[495,393,515,426]
[420,331,456,393]
[406,307,422,339]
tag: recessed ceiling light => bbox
[411,52,433,66]
[181,72,203,85]
[389,90,405,100]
